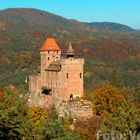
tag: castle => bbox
[29,38,84,108]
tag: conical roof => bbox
[67,43,74,55]
[40,38,61,51]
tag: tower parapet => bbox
[61,58,84,65]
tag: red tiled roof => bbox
[40,38,61,51]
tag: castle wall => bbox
[44,71,62,95]
[60,58,84,101]
[29,57,84,107]
[29,38,84,108]
[58,99,94,120]
[42,71,63,107]
[29,74,41,93]
[28,74,45,107]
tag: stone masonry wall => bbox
[58,99,94,120]
[60,58,84,101]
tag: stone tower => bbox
[40,38,61,87]
[40,38,61,72]
[29,38,84,108]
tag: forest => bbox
[0,8,140,140]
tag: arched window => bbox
[70,94,73,100]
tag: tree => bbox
[74,116,103,140]
[0,88,32,139]
[36,117,84,140]
[134,87,140,102]
[110,69,123,88]
[0,87,4,101]
[101,100,140,138]
[93,84,125,116]
[0,88,84,140]
[28,107,48,128]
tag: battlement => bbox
[60,58,84,65]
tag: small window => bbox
[66,73,68,79]
[48,51,50,54]
[80,73,82,78]
[48,57,49,60]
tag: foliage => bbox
[36,118,84,140]
[110,69,124,88]
[85,22,135,32]
[74,116,103,140]
[63,114,74,126]
[134,87,140,102]
[93,84,125,116]
[0,88,31,139]
[0,87,4,101]
[28,107,48,132]
[45,104,59,121]
[101,100,140,137]
[0,88,84,140]
[28,105,84,140]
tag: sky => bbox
[0,0,140,29]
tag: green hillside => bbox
[84,22,136,32]
[0,8,140,89]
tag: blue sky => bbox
[0,0,140,29]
